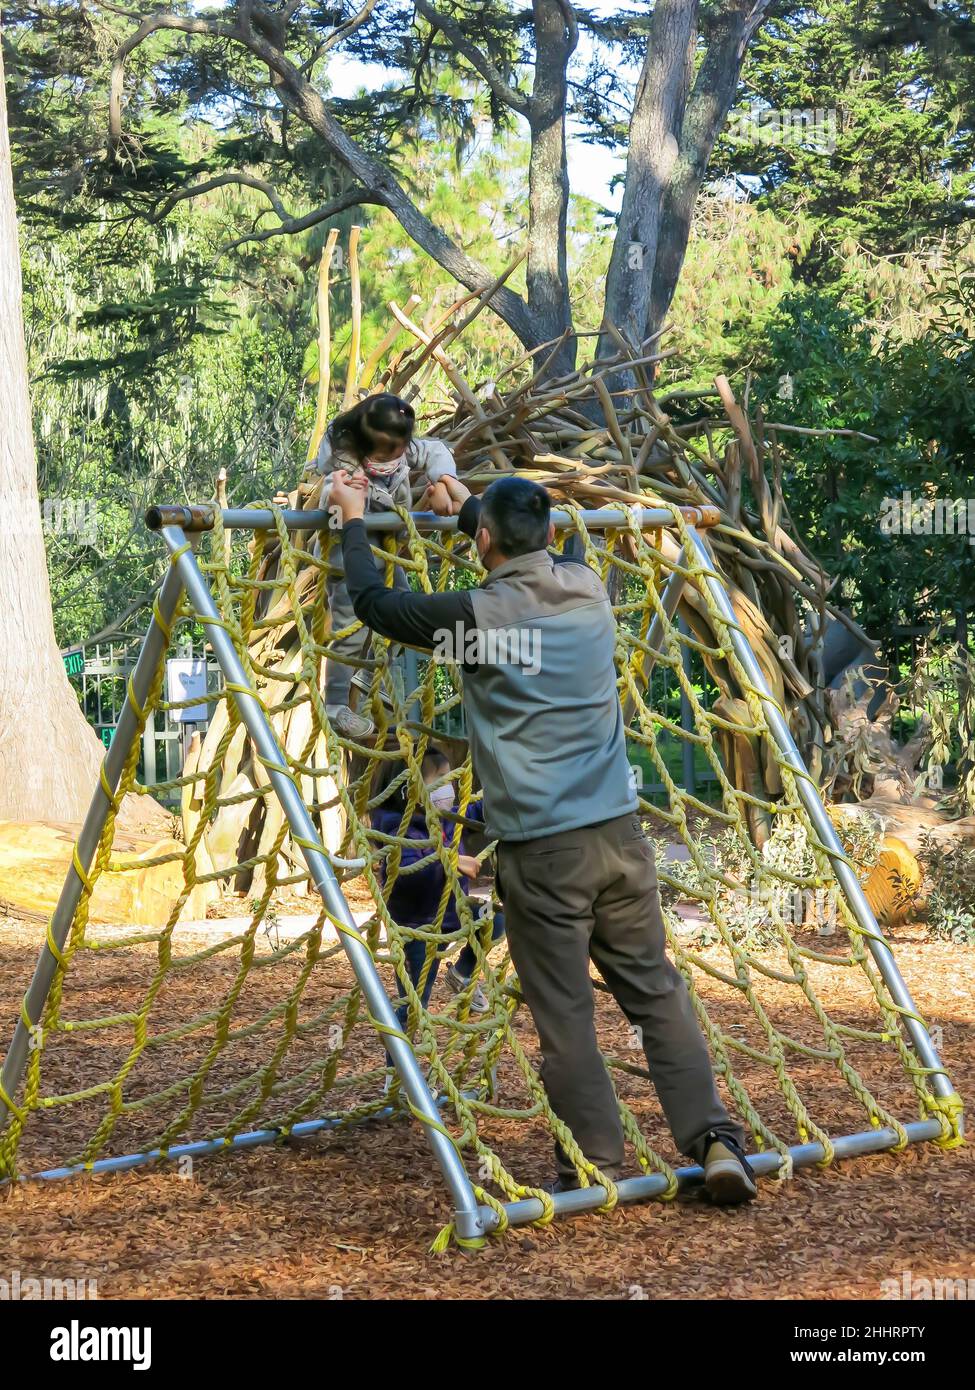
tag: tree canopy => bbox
[1,0,973,653]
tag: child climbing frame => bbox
[0,499,962,1249]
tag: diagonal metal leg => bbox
[684,526,960,1115]
[160,526,484,1241]
[0,562,187,1129]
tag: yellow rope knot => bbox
[926,1092,965,1150]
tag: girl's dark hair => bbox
[374,747,451,816]
[327,393,416,462]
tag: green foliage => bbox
[916,831,975,944]
[750,273,975,635]
[717,0,975,258]
[911,643,975,815]
[665,810,886,952]
[23,210,311,644]
[664,197,813,380]
[6,0,975,704]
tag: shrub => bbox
[661,808,886,952]
[915,832,975,945]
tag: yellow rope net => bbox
[0,504,962,1245]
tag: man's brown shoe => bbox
[703,1132,757,1204]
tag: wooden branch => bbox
[221,187,371,252]
[342,225,363,408]
[320,0,381,54]
[109,12,236,152]
[149,171,295,224]
[216,467,231,567]
[360,294,422,391]
[107,5,540,348]
[679,418,880,444]
[414,0,531,115]
[392,250,527,387]
[306,228,339,464]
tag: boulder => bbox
[0,820,214,928]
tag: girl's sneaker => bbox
[326,703,375,739]
[445,963,489,1014]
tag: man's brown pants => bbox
[496,812,746,1182]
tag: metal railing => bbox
[61,636,221,803]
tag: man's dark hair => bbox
[480,477,551,557]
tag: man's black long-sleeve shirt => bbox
[339,497,481,652]
[337,494,637,842]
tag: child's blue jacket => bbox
[371,801,485,931]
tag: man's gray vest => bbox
[461,549,636,842]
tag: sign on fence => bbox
[165,657,209,722]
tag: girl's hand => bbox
[456,854,479,879]
[420,480,453,516]
[272,489,293,507]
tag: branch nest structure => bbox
[191,277,881,886]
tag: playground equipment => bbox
[0,498,962,1249]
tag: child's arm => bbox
[391,839,444,877]
[373,811,445,878]
[413,439,456,515]
[413,438,457,484]
[461,799,486,828]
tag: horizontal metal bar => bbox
[145,503,721,534]
[17,1089,479,1183]
[478,1118,946,1232]
[17,1114,945,1244]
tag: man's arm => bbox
[457,495,480,536]
[341,520,476,651]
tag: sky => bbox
[330,52,627,209]
[324,3,643,212]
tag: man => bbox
[329,467,756,1203]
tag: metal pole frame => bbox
[683,526,958,1107]
[1,508,961,1242]
[0,561,186,1128]
[159,525,484,1243]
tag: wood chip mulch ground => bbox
[0,913,972,1301]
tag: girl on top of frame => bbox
[302,393,459,740]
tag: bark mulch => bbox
[0,912,971,1301]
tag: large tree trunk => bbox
[525,0,577,376]
[600,0,698,356]
[601,0,773,356]
[648,0,772,337]
[0,45,103,822]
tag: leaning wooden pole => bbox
[360,292,421,392]
[342,224,362,408]
[306,228,339,465]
